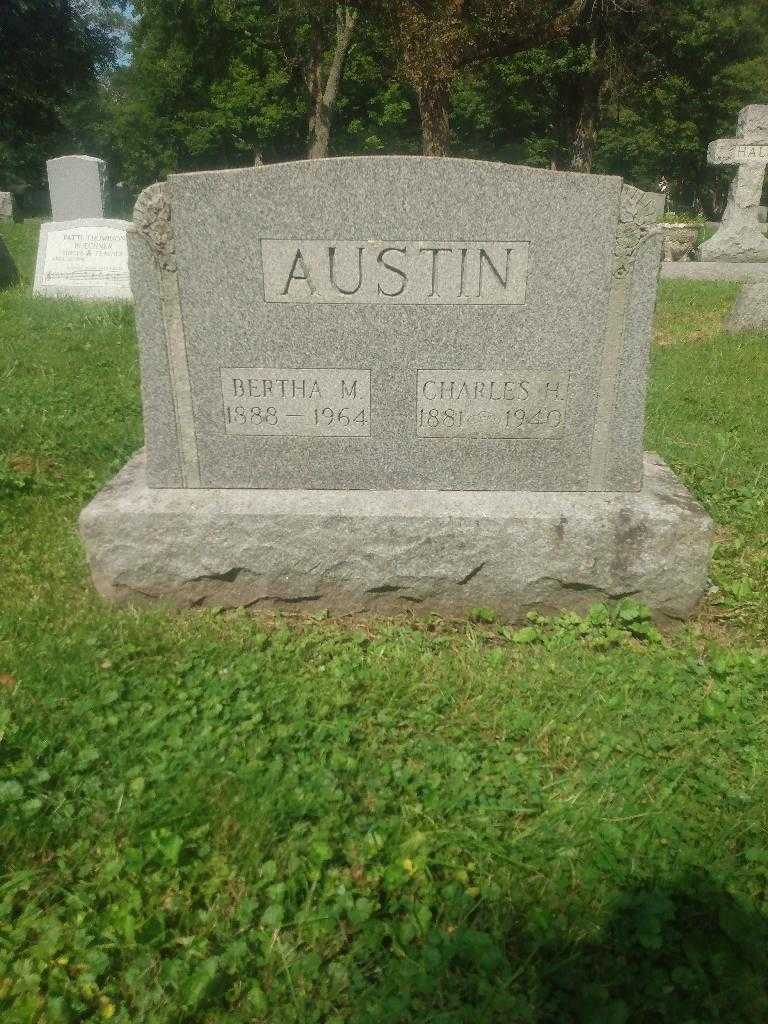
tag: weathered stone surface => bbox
[80,450,713,623]
[0,236,19,289]
[128,158,663,492]
[82,158,712,622]
[0,192,14,223]
[47,155,107,221]
[33,219,132,301]
[661,262,768,281]
[725,281,768,331]
[661,224,699,261]
[738,104,768,139]
[700,105,768,262]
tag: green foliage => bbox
[95,0,308,190]
[595,0,768,210]
[646,283,768,640]
[96,1,408,191]
[331,20,420,157]
[4,0,768,208]
[541,874,768,1021]
[500,602,664,649]
[469,606,496,624]
[452,0,768,207]
[0,0,122,207]
[3,222,768,1021]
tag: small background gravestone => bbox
[47,156,107,221]
[34,155,132,301]
[0,192,14,223]
[726,281,768,331]
[700,105,768,262]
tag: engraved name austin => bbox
[262,240,529,304]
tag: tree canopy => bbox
[0,0,124,203]
[2,0,767,215]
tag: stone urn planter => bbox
[661,223,701,262]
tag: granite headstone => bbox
[128,161,663,492]
[80,157,713,621]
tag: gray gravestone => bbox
[79,157,713,621]
[0,192,14,223]
[33,218,132,300]
[700,106,768,262]
[726,280,768,331]
[47,155,107,221]
[128,162,663,492]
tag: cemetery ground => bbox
[1,221,768,1023]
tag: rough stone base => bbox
[79,451,714,623]
[699,225,768,263]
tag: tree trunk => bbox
[415,78,450,156]
[307,5,358,159]
[569,78,601,173]
[568,38,607,174]
[394,0,464,157]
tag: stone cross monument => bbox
[700,105,768,262]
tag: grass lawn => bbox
[1,221,768,1023]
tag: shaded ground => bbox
[1,224,767,1023]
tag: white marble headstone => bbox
[46,156,107,221]
[33,219,132,301]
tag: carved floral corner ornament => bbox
[614,185,663,280]
[133,182,177,273]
